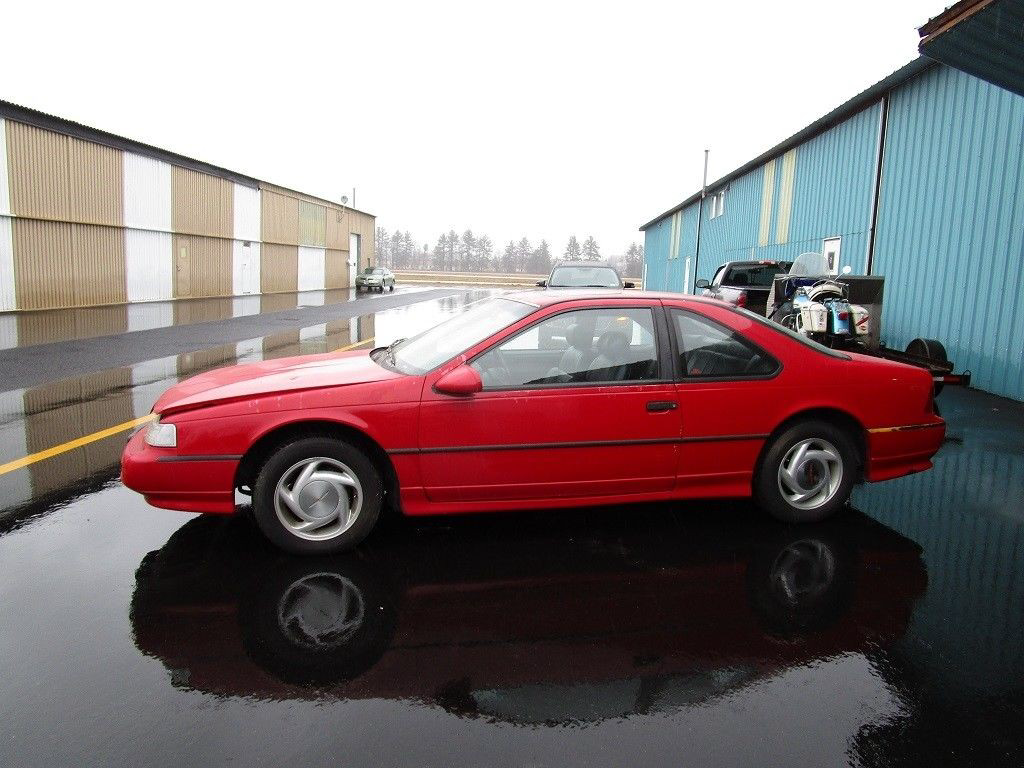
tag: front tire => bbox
[253,437,383,555]
[754,420,856,523]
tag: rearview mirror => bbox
[695,278,710,290]
[623,281,636,289]
[434,364,482,396]
[536,280,546,287]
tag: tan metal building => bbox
[0,100,375,312]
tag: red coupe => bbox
[121,290,944,554]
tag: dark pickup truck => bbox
[696,260,793,316]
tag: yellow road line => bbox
[337,337,374,351]
[0,413,157,476]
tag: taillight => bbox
[735,291,748,308]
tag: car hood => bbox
[154,350,400,415]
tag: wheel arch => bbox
[756,407,868,482]
[235,419,401,512]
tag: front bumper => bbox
[121,428,238,514]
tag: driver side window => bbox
[471,308,660,389]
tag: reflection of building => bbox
[0,310,375,514]
[131,509,925,724]
[0,100,376,313]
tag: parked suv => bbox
[538,261,635,289]
[696,260,792,316]
[355,266,396,292]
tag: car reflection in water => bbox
[131,504,926,725]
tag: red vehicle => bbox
[121,290,945,554]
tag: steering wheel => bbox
[478,347,513,386]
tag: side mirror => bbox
[434,364,482,396]
[536,280,546,287]
[623,281,636,289]
[695,278,710,290]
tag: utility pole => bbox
[692,149,709,293]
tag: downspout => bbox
[692,149,709,293]
[865,95,889,274]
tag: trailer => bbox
[765,253,971,396]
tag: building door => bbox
[348,233,360,288]
[823,237,841,275]
[240,244,258,294]
[175,239,191,297]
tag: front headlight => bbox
[145,420,177,448]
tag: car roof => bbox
[504,288,729,308]
[551,261,617,269]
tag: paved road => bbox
[0,288,460,390]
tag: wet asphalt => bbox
[0,286,1022,767]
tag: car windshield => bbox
[389,298,535,374]
[363,268,383,275]
[548,266,620,288]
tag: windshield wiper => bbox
[386,338,406,366]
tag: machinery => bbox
[765,252,970,395]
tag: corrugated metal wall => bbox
[325,248,347,288]
[261,189,299,246]
[0,114,374,312]
[12,219,126,309]
[298,200,327,247]
[172,234,232,298]
[872,65,1024,400]
[641,63,1021,400]
[261,243,299,293]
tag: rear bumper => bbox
[864,421,945,482]
[121,428,238,514]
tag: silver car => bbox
[355,266,396,292]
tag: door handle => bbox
[646,401,678,412]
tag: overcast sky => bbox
[2,0,940,258]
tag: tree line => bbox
[375,227,644,276]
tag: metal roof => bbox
[918,0,1024,98]
[0,98,374,216]
[639,57,935,231]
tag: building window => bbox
[709,191,725,219]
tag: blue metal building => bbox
[641,58,1024,401]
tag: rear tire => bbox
[253,437,383,555]
[754,420,856,523]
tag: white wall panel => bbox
[232,296,261,317]
[130,357,178,418]
[0,119,10,216]
[125,229,173,303]
[0,313,17,349]
[233,184,260,242]
[297,290,325,307]
[0,389,30,508]
[0,216,16,311]
[127,300,173,332]
[299,323,327,342]
[123,152,172,231]
[235,338,263,364]
[297,246,326,291]
[232,240,261,296]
